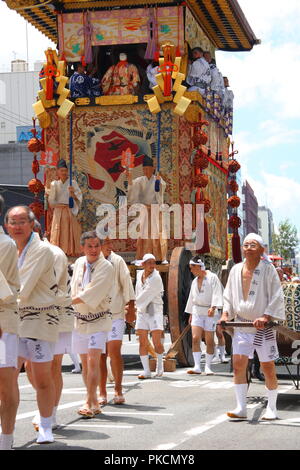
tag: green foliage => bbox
[272,219,299,261]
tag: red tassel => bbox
[81,55,87,67]
[197,218,210,254]
[232,231,242,263]
[154,50,160,62]
[45,76,54,100]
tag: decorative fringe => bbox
[197,218,210,254]
[232,231,242,263]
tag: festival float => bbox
[4,0,267,367]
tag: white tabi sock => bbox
[192,352,202,372]
[262,388,278,420]
[218,345,227,361]
[70,353,81,371]
[140,355,151,376]
[228,383,248,419]
[52,406,58,429]
[205,353,214,374]
[156,353,164,376]
[0,433,14,450]
[36,416,54,444]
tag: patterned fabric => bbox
[45,104,228,258]
[185,8,215,54]
[101,61,140,96]
[70,72,101,98]
[57,7,184,62]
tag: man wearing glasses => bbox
[5,205,68,444]
[220,233,285,421]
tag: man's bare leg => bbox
[107,340,124,399]
[260,361,278,420]
[0,368,19,450]
[31,361,55,443]
[137,330,151,379]
[227,354,249,420]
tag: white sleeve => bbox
[211,275,224,308]
[20,247,55,302]
[184,282,194,314]
[264,267,286,320]
[118,257,135,303]
[78,261,114,310]
[223,270,235,319]
[135,275,163,311]
[0,268,14,302]
[48,181,57,206]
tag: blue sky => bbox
[0,0,300,237]
[217,0,300,237]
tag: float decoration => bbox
[32,48,74,126]
[227,141,242,263]
[145,42,191,116]
[27,118,45,220]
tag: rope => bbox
[69,112,74,209]
[155,111,161,192]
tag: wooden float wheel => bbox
[168,246,194,366]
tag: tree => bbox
[272,219,299,261]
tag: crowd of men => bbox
[0,193,286,449]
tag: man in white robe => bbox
[47,158,82,257]
[185,256,223,375]
[220,233,285,421]
[5,205,68,445]
[29,220,73,431]
[186,47,211,96]
[128,155,167,264]
[71,231,113,417]
[135,254,164,379]
[98,238,135,405]
[0,195,20,450]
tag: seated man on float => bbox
[186,47,211,97]
[101,53,140,96]
[70,63,92,98]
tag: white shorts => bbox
[135,313,164,332]
[18,337,55,363]
[72,331,107,355]
[54,332,72,355]
[191,315,217,332]
[232,330,279,363]
[107,319,125,342]
[0,333,18,368]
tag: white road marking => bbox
[105,412,174,416]
[60,424,134,429]
[16,401,85,421]
[153,385,296,450]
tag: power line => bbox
[0,106,32,125]
[0,110,29,127]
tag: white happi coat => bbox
[135,269,164,315]
[0,226,20,334]
[185,271,223,316]
[107,251,135,320]
[223,88,234,111]
[44,239,73,333]
[187,58,211,93]
[18,232,68,342]
[48,179,82,216]
[223,260,285,334]
[71,254,114,334]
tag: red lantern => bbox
[228,159,241,174]
[27,137,43,154]
[28,178,44,195]
[194,173,209,188]
[198,197,211,213]
[32,158,40,176]
[228,195,241,208]
[228,215,241,229]
[194,151,209,170]
[228,179,239,193]
[29,201,44,220]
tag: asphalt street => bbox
[12,334,300,451]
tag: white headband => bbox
[243,233,264,248]
[189,259,205,270]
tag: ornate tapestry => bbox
[47,103,227,257]
[185,8,215,55]
[57,7,184,62]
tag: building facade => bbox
[258,205,274,253]
[242,180,258,238]
[0,66,39,144]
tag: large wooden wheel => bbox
[168,246,194,366]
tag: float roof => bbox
[3,0,259,51]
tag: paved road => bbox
[12,335,300,451]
